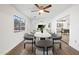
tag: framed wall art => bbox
[13,15,25,32]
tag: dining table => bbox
[34,31,51,39]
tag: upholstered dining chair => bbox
[24,33,34,52]
[51,33,62,49]
[34,37,54,55]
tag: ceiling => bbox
[12,4,73,20]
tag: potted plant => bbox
[40,25,45,33]
[37,25,45,33]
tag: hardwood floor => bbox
[54,41,79,55]
[7,40,79,55]
[7,33,79,55]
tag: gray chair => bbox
[52,33,62,49]
[24,33,34,52]
[34,38,53,55]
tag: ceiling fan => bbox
[32,4,52,15]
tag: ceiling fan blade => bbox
[44,10,49,13]
[35,4,40,9]
[43,5,52,9]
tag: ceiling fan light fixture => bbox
[33,4,52,15]
[39,10,44,13]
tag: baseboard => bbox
[61,40,69,45]
[6,40,24,55]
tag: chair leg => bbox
[46,48,48,55]
[24,43,26,49]
[43,48,45,55]
[59,43,61,49]
[32,40,33,53]
[53,40,54,54]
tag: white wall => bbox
[25,17,31,33]
[0,5,29,54]
[52,5,79,51]
[30,18,54,32]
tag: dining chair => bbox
[34,37,53,55]
[24,33,34,52]
[52,33,62,49]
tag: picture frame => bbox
[13,15,25,32]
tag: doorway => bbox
[56,15,70,45]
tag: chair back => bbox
[24,33,34,39]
